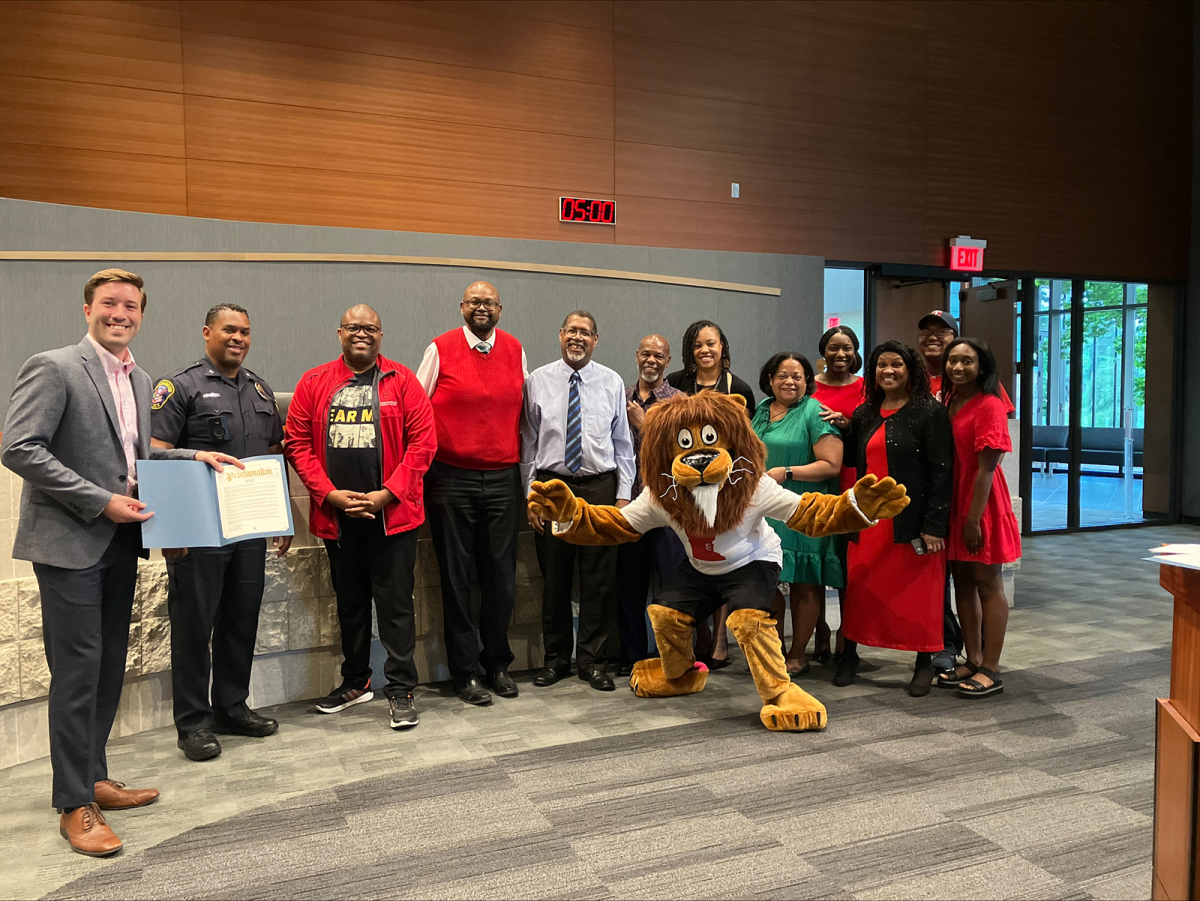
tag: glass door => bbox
[1029,279,1073,531]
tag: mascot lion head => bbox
[641,393,765,539]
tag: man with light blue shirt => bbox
[521,310,635,691]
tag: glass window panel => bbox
[823,268,865,339]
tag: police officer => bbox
[150,302,291,762]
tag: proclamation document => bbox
[214,456,291,541]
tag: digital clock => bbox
[560,196,616,225]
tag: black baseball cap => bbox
[918,310,959,334]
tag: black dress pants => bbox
[425,460,520,684]
[167,539,266,734]
[324,515,419,698]
[656,559,781,623]
[535,469,618,671]
[33,526,140,810]
[616,527,687,665]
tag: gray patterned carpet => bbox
[45,647,1162,901]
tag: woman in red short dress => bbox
[939,337,1021,699]
[813,325,865,664]
[837,341,954,697]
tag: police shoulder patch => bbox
[254,381,271,400]
[151,380,175,410]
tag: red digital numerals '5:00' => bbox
[560,197,615,224]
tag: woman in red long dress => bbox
[939,338,1021,699]
[837,341,954,697]
[813,325,865,665]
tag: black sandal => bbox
[958,667,1003,699]
[936,661,977,689]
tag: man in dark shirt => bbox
[151,303,289,762]
[286,305,437,732]
[617,335,686,675]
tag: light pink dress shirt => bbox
[86,334,140,493]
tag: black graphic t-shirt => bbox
[326,370,382,494]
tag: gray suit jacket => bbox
[1,337,194,569]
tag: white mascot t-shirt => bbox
[619,475,806,576]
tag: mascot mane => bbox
[640,392,766,538]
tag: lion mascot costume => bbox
[527,392,908,732]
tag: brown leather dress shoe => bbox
[94,779,160,810]
[60,803,123,857]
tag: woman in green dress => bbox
[751,352,845,674]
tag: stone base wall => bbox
[0,465,547,769]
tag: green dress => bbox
[751,396,845,587]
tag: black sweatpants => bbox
[616,527,687,664]
[534,469,618,671]
[655,559,781,624]
[34,526,140,810]
[167,539,266,734]
[324,515,418,698]
[425,460,520,684]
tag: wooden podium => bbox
[1154,563,1200,900]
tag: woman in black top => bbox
[834,340,954,696]
[665,319,755,668]
[666,320,757,411]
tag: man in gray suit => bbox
[1,269,241,858]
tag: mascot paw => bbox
[853,475,910,522]
[629,659,708,698]
[528,479,578,524]
[759,684,828,732]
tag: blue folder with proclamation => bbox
[137,454,295,548]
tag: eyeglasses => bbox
[340,324,381,336]
[772,372,805,382]
[562,327,596,339]
[463,300,500,310]
[919,328,955,339]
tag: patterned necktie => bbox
[565,371,583,473]
[476,341,491,354]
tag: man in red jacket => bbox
[286,304,437,731]
[416,281,528,706]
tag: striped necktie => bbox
[565,371,583,473]
[476,341,491,354]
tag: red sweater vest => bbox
[430,328,524,469]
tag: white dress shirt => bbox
[416,325,530,397]
[521,358,636,500]
[86,333,139,491]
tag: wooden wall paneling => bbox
[3,0,181,29]
[0,142,187,216]
[183,95,613,195]
[179,0,613,85]
[0,75,185,159]
[1143,284,1176,516]
[180,31,614,140]
[429,0,615,32]
[0,2,182,92]
[1154,698,1199,901]
[185,159,615,243]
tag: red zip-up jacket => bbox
[285,354,436,539]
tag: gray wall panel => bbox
[0,199,823,420]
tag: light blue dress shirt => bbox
[521,358,636,500]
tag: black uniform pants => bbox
[167,539,266,734]
[943,569,964,657]
[34,526,140,810]
[425,460,520,684]
[324,515,418,697]
[616,527,687,664]
[534,469,618,671]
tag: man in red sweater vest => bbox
[416,281,529,706]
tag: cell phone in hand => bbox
[911,536,928,556]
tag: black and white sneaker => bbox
[389,694,419,730]
[315,681,373,714]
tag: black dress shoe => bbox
[617,662,634,678]
[213,709,279,737]
[178,729,222,761]
[455,677,493,705]
[579,666,616,691]
[532,665,570,687]
[484,669,519,698]
[832,652,859,687]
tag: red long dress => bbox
[948,393,1021,564]
[843,408,945,652]
[813,377,864,492]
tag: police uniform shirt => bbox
[150,358,284,457]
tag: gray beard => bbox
[690,483,721,528]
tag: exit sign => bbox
[949,235,987,272]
